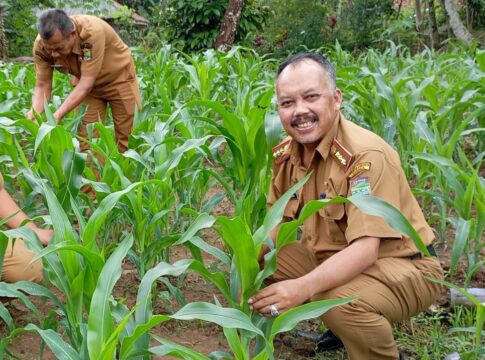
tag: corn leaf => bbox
[87,234,133,360]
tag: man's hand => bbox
[25,110,36,122]
[25,222,53,246]
[53,111,62,124]
[34,227,54,246]
[248,278,311,317]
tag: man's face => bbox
[42,29,75,59]
[276,59,342,146]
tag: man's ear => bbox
[334,88,343,108]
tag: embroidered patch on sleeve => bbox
[81,43,93,61]
[347,162,371,179]
[350,177,371,196]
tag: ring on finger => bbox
[269,304,279,317]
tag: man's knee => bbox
[3,240,44,284]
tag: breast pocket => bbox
[317,179,347,243]
[283,199,299,220]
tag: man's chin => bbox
[293,135,322,146]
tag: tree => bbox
[415,0,423,32]
[214,0,244,50]
[444,0,475,45]
[0,2,7,60]
[425,0,440,48]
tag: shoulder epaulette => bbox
[330,138,352,171]
[272,137,292,165]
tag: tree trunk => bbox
[444,0,475,45]
[425,0,440,48]
[415,0,423,32]
[439,0,451,37]
[0,5,8,60]
[214,0,244,51]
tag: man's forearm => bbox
[54,77,94,122]
[31,83,52,114]
[0,188,31,229]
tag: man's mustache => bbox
[291,114,318,127]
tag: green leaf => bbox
[150,336,212,360]
[173,213,215,245]
[0,302,14,331]
[171,302,263,336]
[119,315,170,360]
[87,235,133,360]
[24,324,81,360]
[34,123,56,154]
[449,218,471,276]
[253,174,311,246]
[269,297,357,342]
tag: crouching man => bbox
[248,52,443,360]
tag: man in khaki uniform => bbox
[0,172,52,283]
[248,53,443,360]
[27,9,141,152]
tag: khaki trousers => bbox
[78,60,141,153]
[2,238,43,283]
[270,242,443,360]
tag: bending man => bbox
[27,9,141,152]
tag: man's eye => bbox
[307,94,319,100]
[280,101,293,107]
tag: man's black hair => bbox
[37,9,74,40]
[277,52,336,89]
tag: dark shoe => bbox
[315,329,344,352]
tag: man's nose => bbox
[51,50,60,58]
[293,100,309,116]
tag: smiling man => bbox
[27,9,141,152]
[248,53,443,360]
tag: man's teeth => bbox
[296,121,314,129]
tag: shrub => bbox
[157,0,269,52]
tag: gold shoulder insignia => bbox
[330,138,352,171]
[272,137,291,165]
[347,162,371,179]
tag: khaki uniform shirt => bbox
[33,15,133,87]
[268,113,434,260]
[0,172,3,190]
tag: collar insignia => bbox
[330,138,352,171]
[272,137,291,165]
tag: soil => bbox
[0,184,483,359]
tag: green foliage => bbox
[157,0,269,52]
[3,0,49,58]
[257,0,396,56]
[255,0,334,57]
[338,0,395,49]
